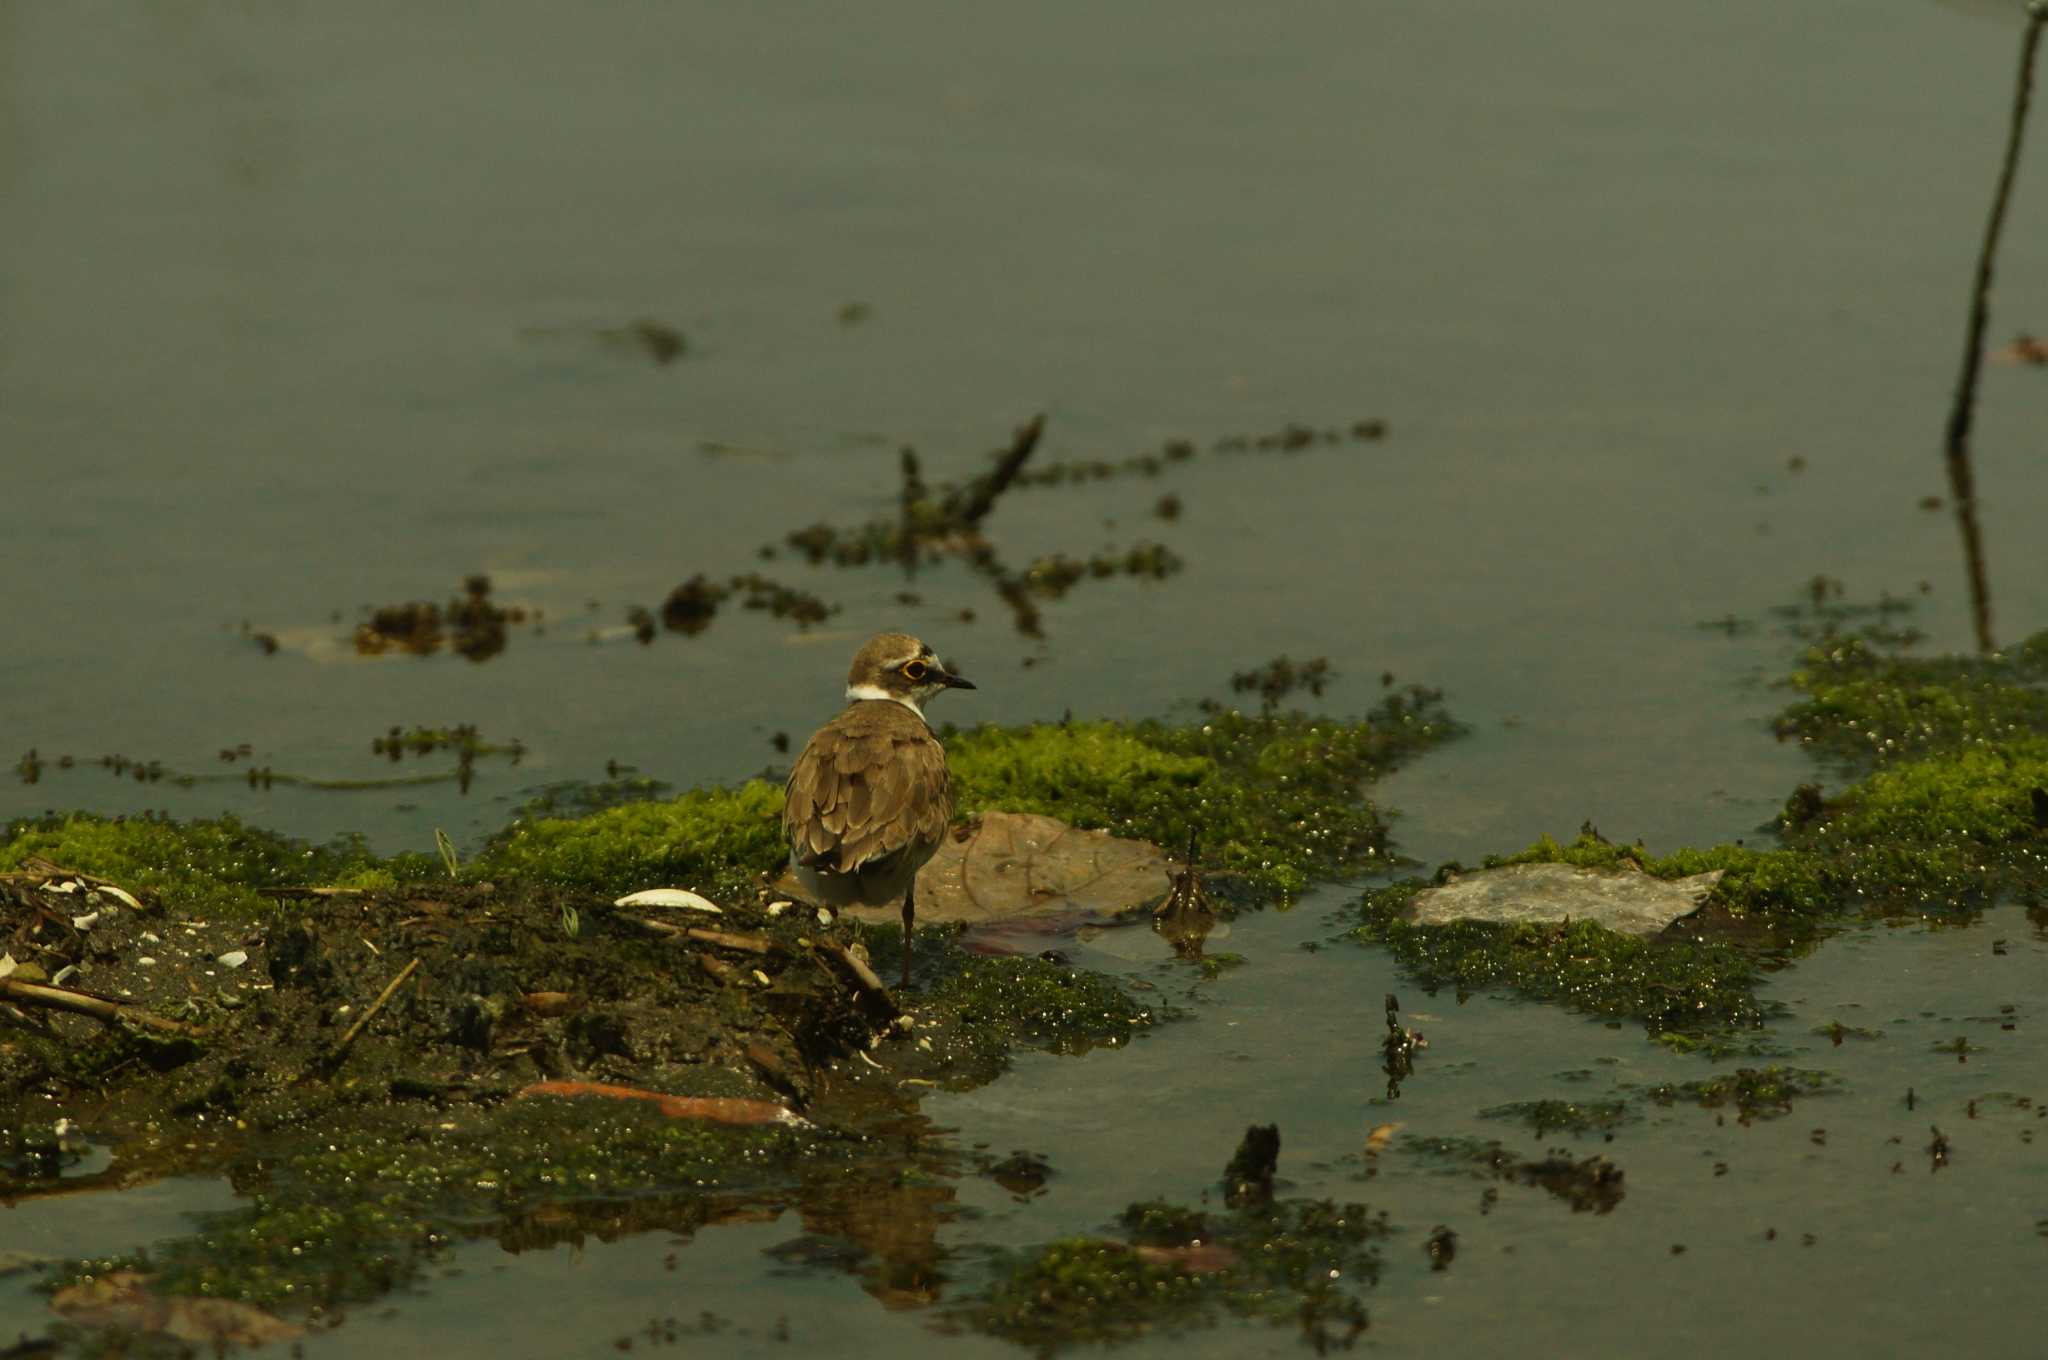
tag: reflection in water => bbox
[789,1156,955,1309]
[1150,831,1215,960]
[1936,4,2045,653]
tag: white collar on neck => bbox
[846,683,924,718]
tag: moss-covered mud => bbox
[0,685,1445,1348]
[954,1196,1389,1353]
[1352,615,2048,1044]
[0,824,1153,1338]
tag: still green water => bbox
[2,0,2045,1353]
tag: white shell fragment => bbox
[44,880,79,895]
[766,900,792,918]
[51,965,77,986]
[218,950,250,969]
[816,907,833,926]
[95,884,143,911]
[612,888,722,913]
[0,953,15,979]
[1407,863,1724,938]
[70,912,100,931]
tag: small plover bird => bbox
[783,632,976,989]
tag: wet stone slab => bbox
[1406,863,1723,937]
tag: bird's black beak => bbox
[941,670,977,691]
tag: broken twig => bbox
[632,918,777,954]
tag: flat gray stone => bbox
[1407,862,1722,937]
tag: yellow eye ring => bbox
[903,661,929,681]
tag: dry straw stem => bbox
[334,956,421,1052]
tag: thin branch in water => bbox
[1941,3,2046,654]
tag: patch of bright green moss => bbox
[958,1198,1385,1351]
[1803,737,2048,850]
[948,690,1458,902]
[473,779,786,902]
[0,813,373,915]
[1354,880,1767,1034]
[1776,632,2048,764]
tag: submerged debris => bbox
[354,575,529,661]
[15,728,524,799]
[985,1149,1053,1198]
[1222,1124,1281,1208]
[642,572,837,641]
[774,412,1383,637]
[1479,1099,1634,1139]
[1380,993,1424,1099]
[618,317,686,364]
[1990,332,2048,366]
[1644,1066,1838,1123]
[956,1193,1386,1352]
[1396,1135,1627,1215]
[519,317,687,364]
[661,574,729,635]
[1230,655,1337,712]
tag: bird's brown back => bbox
[782,700,954,873]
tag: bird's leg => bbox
[900,879,916,990]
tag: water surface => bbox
[3,0,2045,1352]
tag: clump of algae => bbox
[956,1197,1386,1350]
[1353,616,2048,1038]
[948,685,1458,901]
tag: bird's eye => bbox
[903,661,929,682]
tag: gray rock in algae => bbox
[1408,863,1722,937]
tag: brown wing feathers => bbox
[783,707,952,875]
